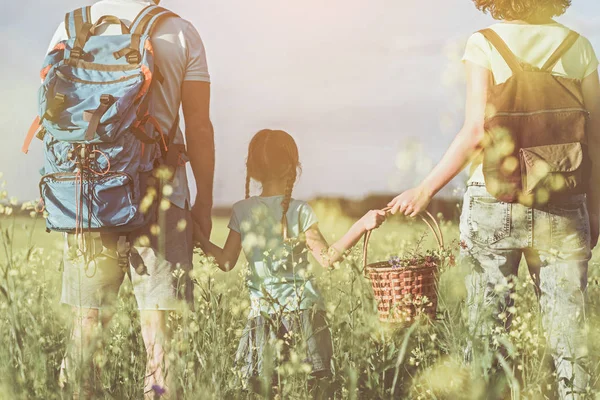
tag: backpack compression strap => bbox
[112,5,178,65]
[65,6,92,40]
[541,31,580,72]
[478,29,523,74]
[130,5,178,37]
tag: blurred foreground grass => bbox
[0,206,599,399]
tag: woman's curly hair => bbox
[472,0,571,21]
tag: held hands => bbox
[388,185,432,217]
[360,209,387,232]
[191,207,212,248]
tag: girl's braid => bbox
[281,169,297,240]
[245,172,251,199]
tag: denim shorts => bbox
[60,204,194,310]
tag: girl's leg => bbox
[298,310,334,399]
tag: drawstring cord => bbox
[73,146,112,278]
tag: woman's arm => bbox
[304,210,386,269]
[582,70,600,248]
[388,62,491,217]
[196,229,242,272]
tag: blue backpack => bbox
[24,5,181,235]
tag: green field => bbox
[1,207,599,399]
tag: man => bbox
[46,0,214,397]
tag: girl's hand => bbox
[360,210,387,232]
[388,186,432,217]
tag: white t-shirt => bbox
[462,22,599,183]
[46,0,211,209]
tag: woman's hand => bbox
[360,210,387,232]
[388,186,432,217]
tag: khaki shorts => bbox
[61,204,194,310]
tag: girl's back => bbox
[228,195,323,316]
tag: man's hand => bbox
[192,207,212,244]
[387,185,432,217]
[182,81,215,246]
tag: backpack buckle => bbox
[43,93,66,122]
[126,50,141,64]
[36,127,46,141]
[70,47,85,60]
[100,94,114,105]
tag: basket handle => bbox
[362,209,444,275]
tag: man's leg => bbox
[60,233,124,398]
[140,310,170,398]
[61,307,115,398]
[130,204,194,399]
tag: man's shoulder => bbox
[153,14,195,36]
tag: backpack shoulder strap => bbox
[478,28,522,73]
[541,31,580,72]
[65,6,92,39]
[130,5,178,37]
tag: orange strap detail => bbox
[145,115,168,151]
[40,65,52,81]
[22,117,41,154]
[136,64,152,101]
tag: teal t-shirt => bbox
[228,196,324,318]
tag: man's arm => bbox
[182,81,215,238]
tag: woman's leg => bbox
[460,186,523,347]
[526,200,591,400]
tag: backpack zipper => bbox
[42,171,133,185]
[56,70,140,85]
[492,108,589,118]
[41,171,136,200]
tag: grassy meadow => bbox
[1,201,600,399]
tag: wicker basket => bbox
[363,210,444,323]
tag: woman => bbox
[388,0,599,398]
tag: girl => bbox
[196,129,386,392]
[388,1,599,398]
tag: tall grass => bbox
[1,207,599,399]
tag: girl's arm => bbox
[388,62,491,217]
[304,210,386,269]
[196,229,242,272]
[582,69,600,248]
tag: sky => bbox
[1,0,600,205]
